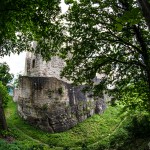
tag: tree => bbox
[0,63,13,130]
[0,62,14,86]
[0,82,12,130]
[59,0,150,110]
[0,0,63,58]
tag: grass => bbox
[3,99,123,149]
[1,99,150,150]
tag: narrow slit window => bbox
[32,59,35,68]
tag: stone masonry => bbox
[17,52,106,132]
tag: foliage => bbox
[0,140,24,150]
[0,140,51,150]
[59,0,150,110]
[0,81,12,107]
[107,111,150,150]
[0,62,13,86]
[125,111,150,138]
[0,62,13,107]
[117,82,149,111]
[0,129,12,137]
[0,0,63,59]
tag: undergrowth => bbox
[0,99,150,150]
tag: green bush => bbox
[0,140,50,150]
[106,112,150,150]
[126,114,150,138]
[0,130,12,137]
[0,140,24,150]
[0,81,12,107]
[63,146,70,150]
[28,144,45,150]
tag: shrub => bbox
[0,81,12,108]
[28,144,45,150]
[127,114,150,138]
[0,140,24,150]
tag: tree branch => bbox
[108,57,146,69]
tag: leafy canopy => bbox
[59,0,150,110]
[0,62,13,86]
[0,0,63,59]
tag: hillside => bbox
[0,99,150,150]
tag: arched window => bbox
[32,59,35,68]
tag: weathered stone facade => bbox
[24,52,68,82]
[18,76,105,132]
[17,52,106,132]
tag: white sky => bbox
[0,52,26,76]
[0,0,69,77]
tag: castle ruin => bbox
[17,52,106,132]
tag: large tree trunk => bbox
[133,24,150,104]
[137,0,150,30]
[0,96,8,130]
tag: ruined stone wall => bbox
[24,52,68,82]
[13,88,20,102]
[18,76,105,132]
[18,52,106,132]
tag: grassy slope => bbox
[3,99,123,149]
[1,99,150,150]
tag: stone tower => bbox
[24,52,68,82]
[17,53,106,133]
